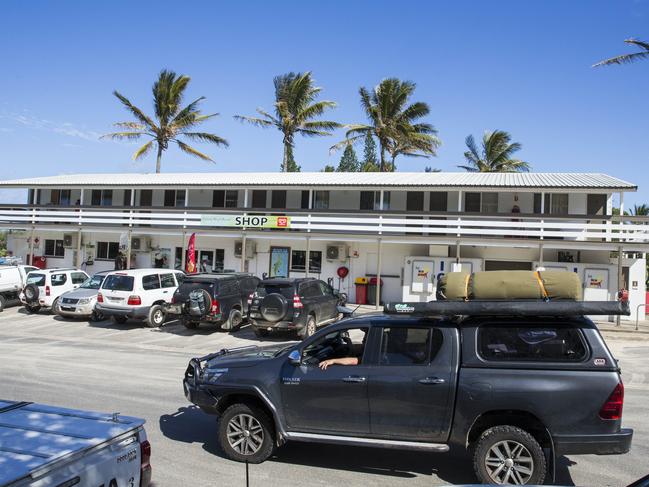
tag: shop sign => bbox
[201,214,291,229]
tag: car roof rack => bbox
[383,300,630,317]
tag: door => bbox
[198,250,214,272]
[159,273,177,302]
[368,326,453,441]
[318,280,338,321]
[280,326,371,434]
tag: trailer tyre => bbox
[472,425,546,485]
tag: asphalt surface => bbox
[0,306,647,487]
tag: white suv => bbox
[96,268,185,327]
[21,268,90,314]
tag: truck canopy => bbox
[0,400,145,486]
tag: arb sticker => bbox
[594,358,606,366]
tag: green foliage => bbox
[626,204,649,216]
[0,231,6,257]
[593,38,649,67]
[103,69,228,173]
[458,130,530,173]
[424,166,441,172]
[360,160,379,172]
[322,165,335,172]
[285,145,301,172]
[362,132,377,171]
[337,144,359,172]
[333,78,440,171]
[236,72,339,172]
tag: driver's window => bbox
[302,327,369,366]
[318,281,333,295]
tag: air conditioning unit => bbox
[234,240,257,259]
[326,245,348,261]
[131,236,151,251]
[63,233,78,248]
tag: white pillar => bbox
[379,190,384,211]
[79,189,85,206]
[243,189,249,208]
[76,229,82,268]
[130,189,135,206]
[375,238,382,310]
[540,192,545,213]
[617,244,623,327]
[181,231,187,271]
[619,192,624,216]
[184,188,189,207]
[308,189,313,209]
[305,237,310,278]
[126,230,132,270]
[28,226,35,265]
[241,233,247,272]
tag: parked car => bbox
[0,264,39,311]
[0,400,151,487]
[184,300,633,485]
[167,272,260,330]
[96,268,185,327]
[20,268,89,314]
[56,270,111,321]
[248,278,343,338]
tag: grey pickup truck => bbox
[183,299,632,485]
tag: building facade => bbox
[0,172,646,320]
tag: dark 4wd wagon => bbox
[184,300,632,485]
[248,278,343,339]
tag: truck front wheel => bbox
[472,425,546,485]
[218,403,275,464]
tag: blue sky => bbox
[0,0,648,204]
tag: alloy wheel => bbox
[226,414,264,456]
[484,440,534,485]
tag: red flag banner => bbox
[186,233,197,273]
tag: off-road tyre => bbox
[51,298,60,315]
[90,310,104,322]
[25,304,41,314]
[112,315,128,324]
[146,305,166,328]
[226,309,243,331]
[0,295,6,312]
[297,314,317,339]
[218,403,275,464]
[472,425,546,485]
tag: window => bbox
[81,274,105,289]
[51,273,67,286]
[429,192,448,212]
[271,190,287,209]
[139,190,153,206]
[240,277,260,294]
[252,190,267,208]
[550,193,569,215]
[290,250,322,273]
[318,281,333,296]
[142,274,161,290]
[50,189,71,206]
[299,282,321,298]
[71,272,87,285]
[164,190,185,207]
[406,192,424,211]
[123,189,132,206]
[478,325,588,362]
[91,190,113,206]
[44,239,65,258]
[96,241,120,260]
[102,274,134,292]
[301,190,310,209]
[533,193,543,214]
[481,193,498,213]
[175,272,185,284]
[302,327,369,366]
[464,192,481,212]
[219,279,240,295]
[257,283,295,299]
[26,273,45,286]
[314,191,329,209]
[212,190,239,208]
[379,327,443,366]
[360,191,390,210]
[160,273,176,288]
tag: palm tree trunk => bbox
[282,143,288,172]
[155,144,163,174]
[379,144,386,172]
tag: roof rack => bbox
[383,300,630,317]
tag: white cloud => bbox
[0,111,102,141]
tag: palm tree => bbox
[458,130,530,173]
[593,39,649,67]
[627,204,649,216]
[333,78,440,172]
[235,72,340,172]
[103,70,228,173]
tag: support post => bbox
[617,244,623,327]
[28,226,35,265]
[375,238,382,310]
[305,237,310,278]
[76,229,82,268]
[79,188,85,206]
[241,233,247,272]
[181,231,187,271]
[538,243,544,267]
[619,192,625,243]
[379,190,384,211]
[243,189,249,208]
[308,189,313,209]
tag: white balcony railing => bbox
[1,205,649,244]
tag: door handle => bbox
[342,376,366,383]
[418,377,445,385]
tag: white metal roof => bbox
[0,172,636,191]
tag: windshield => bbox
[81,274,105,290]
[26,273,45,286]
[102,274,135,292]
[257,283,295,299]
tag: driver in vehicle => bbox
[319,356,358,369]
[317,328,367,369]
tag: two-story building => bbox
[0,171,647,320]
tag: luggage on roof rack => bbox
[437,270,583,301]
[383,299,630,317]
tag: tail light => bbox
[97,292,104,303]
[127,295,142,306]
[171,294,176,304]
[211,299,220,315]
[45,286,50,297]
[600,382,624,420]
[293,293,304,309]
[247,293,254,305]
[140,439,152,487]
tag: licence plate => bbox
[107,297,123,303]
[61,306,75,312]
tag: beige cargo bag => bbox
[437,270,582,301]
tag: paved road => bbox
[0,306,647,486]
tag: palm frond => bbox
[233,114,275,128]
[112,91,157,129]
[329,133,366,153]
[132,140,154,160]
[100,131,147,140]
[113,122,147,130]
[593,38,649,67]
[171,96,206,124]
[176,140,214,162]
[180,132,229,147]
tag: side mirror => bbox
[288,350,301,365]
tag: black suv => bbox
[184,300,633,485]
[169,273,260,331]
[248,278,342,338]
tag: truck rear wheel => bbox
[112,315,128,324]
[472,425,546,485]
[25,304,41,314]
[0,295,6,312]
[218,403,275,464]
